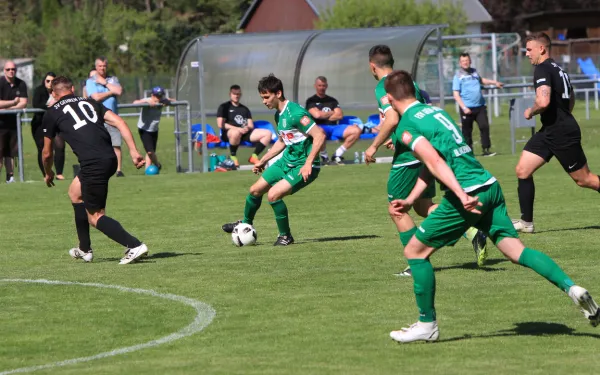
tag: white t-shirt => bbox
[136,98,163,132]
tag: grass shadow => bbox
[535,225,600,234]
[434,258,509,273]
[97,252,203,263]
[300,235,381,244]
[437,321,600,343]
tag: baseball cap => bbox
[152,86,165,96]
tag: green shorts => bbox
[262,159,320,194]
[415,181,519,249]
[387,163,436,202]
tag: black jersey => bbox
[216,101,252,128]
[533,59,578,133]
[305,94,340,125]
[42,94,115,162]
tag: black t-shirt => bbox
[42,94,115,162]
[305,94,340,125]
[0,76,28,129]
[216,101,252,128]
[533,59,578,134]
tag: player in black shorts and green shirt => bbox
[222,74,326,246]
[382,70,599,343]
[364,45,487,276]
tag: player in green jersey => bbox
[222,74,326,246]
[383,70,599,343]
[364,45,488,276]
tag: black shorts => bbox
[78,158,118,211]
[523,130,587,173]
[221,128,252,144]
[138,129,158,153]
[0,128,18,157]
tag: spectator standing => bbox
[132,86,174,170]
[0,60,28,183]
[452,53,503,157]
[86,57,125,176]
[82,69,96,98]
[217,85,272,167]
[305,76,360,165]
[31,72,66,180]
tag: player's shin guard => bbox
[269,199,290,236]
[72,203,91,251]
[95,216,143,249]
[399,227,418,247]
[407,259,436,322]
[243,194,262,225]
[518,177,535,222]
[518,247,575,292]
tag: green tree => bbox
[315,0,467,35]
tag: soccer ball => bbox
[145,165,159,175]
[231,223,257,246]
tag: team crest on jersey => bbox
[402,131,412,145]
[380,95,390,105]
[300,116,311,126]
[285,133,294,140]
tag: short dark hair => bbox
[459,52,470,59]
[315,76,327,84]
[230,84,241,91]
[369,45,394,68]
[384,70,416,100]
[258,74,285,97]
[526,32,551,49]
[42,72,56,85]
[51,76,74,93]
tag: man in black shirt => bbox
[305,76,360,165]
[42,76,148,265]
[217,85,272,167]
[513,32,600,233]
[0,60,28,183]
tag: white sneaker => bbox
[390,321,439,343]
[119,243,148,265]
[69,247,93,262]
[393,266,412,277]
[568,285,600,327]
[512,219,535,233]
[6,176,15,184]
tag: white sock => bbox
[320,150,329,158]
[334,145,347,158]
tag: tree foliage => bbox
[315,0,467,36]
[0,0,252,78]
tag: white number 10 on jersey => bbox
[63,102,98,130]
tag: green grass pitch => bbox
[1,105,600,374]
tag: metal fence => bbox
[8,100,191,183]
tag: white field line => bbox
[0,279,216,375]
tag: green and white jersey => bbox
[399,101,496,192]
[275,100,319,167]
[375,76,425,168]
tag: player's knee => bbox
[87,213,102,227]
[573,174,595,188]
[515,164,531,179]
[267,189,283,202]
[248,185,264,197]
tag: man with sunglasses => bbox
[0,60,28,183]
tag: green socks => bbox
[399,227,418,246]
[243,194,262,225]
[518,248,575,292]
[269,199,290,236]
[407,258,436,322]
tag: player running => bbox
[42,76,148,265]
[383,70,599,343]
[513,32,600,233]
[221,74,326,245]
[364,45,488,276]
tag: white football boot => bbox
[390,321,439,343]
[69,248,93,262]
[512,219,535,233]
[119,243,148,265]
[568,285,600,327]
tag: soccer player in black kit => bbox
[513,32,600,233]
[42,76,148,265]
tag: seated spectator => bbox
[132,86,174,170]
[217,85,271,167]
[305,76,360,165]
[31,72,66,180]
